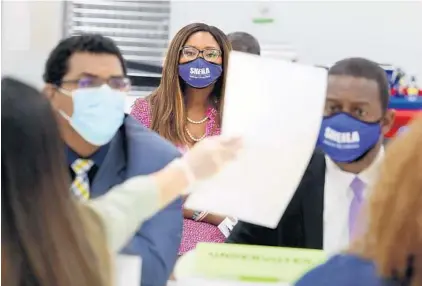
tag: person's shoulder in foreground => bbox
[295,254,389,286]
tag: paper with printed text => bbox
[185,51,327,228]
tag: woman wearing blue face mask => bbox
[131,23,235,255]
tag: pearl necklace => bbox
[187,116,208,124]
[186,127,207,142]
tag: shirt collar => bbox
[66,144,110,167]
[325,146,385,186]
[359,147,384,186]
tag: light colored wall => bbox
[1,0,64,89]
[2,1,421,89]
[170,1,422,84]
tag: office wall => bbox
[170,1,422,84]
[3,1,421,89]
[1,0,64,88]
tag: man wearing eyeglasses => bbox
[43,34,182,286]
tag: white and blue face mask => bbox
[317,112,382,163]
[58,84,126,146]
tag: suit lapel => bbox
[301,151,326,249]
[90,126,127,198]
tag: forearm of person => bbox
[183,208,226,226]
[152,161,189,208]
[86,160,188,252]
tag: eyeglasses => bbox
[180,46,222,62]
[60,76,131,90]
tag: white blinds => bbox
[64,0,170,96]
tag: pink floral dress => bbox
[130,98,226,255]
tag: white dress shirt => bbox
[323,147,384,255]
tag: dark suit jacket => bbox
[88,115,182,286]
[226,149,327,250]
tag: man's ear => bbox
[43,84,56,100]
[43,84,61,110]
[381,109,396,136]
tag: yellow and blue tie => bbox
[70,159,94,200]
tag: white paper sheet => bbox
[185,51,327,228]
[115,255,142,286]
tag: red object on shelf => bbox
[386,110,421,138]
[390,88,422,96]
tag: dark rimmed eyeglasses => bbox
[180,46,222,62]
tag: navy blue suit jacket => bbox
[68,115,182,286]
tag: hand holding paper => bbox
[185,52,327,228]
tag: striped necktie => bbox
[71,159,94,200]
[349,176,366,240]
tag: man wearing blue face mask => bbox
[227,57,395,255]
[43,34,183,286]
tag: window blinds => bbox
[64,0,170,97]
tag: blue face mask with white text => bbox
[317,112,382,163]
[178,58,222,89]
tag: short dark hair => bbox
[43,34,127,85]
[227,32,261,55]
[328,57,390,111]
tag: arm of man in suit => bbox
[226,220,279,246]
[122,117,183,286]
[225,189,305,246]
[226,150,322,247]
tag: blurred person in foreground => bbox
[131,23,236,255]
[227,58,395,255]
[227,31,261,55]
[295,115,422,286]
[1,77,241,286]
[42,34,183,285]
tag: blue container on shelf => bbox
[381,64,406,96]
[382,64,395,87]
